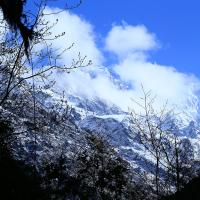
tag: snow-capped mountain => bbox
[2,78,200,176]
[59,88,200,172]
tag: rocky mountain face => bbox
[61,89,200,173]
[1,81,200,176]
[0,87,87,168]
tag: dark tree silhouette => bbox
[0,119,45,200]
[161,176,200,200]
[0,0,33,56]
[130,88,196,197]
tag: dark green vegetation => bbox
[0,120,44,199]
[161,176,200,200]
[0,119,147,200]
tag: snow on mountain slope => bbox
[60,88,200,171]
[0,86,88,167]
[2,76,200,174]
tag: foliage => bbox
[161,175,200,200]
[0,119,46,200]
[40,134,142,200]
[130,87,197,197]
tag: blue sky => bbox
[28,1,200,121]
[50,0,200,76]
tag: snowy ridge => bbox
[57,88,200,172]
[2,79,200,174]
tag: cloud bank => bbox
[42,7,200,120]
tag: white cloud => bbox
[114,54,200,112]
[41,8,200,120]
[114,54,196,100]
[105,24,158,58]
[41,7,104,66]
